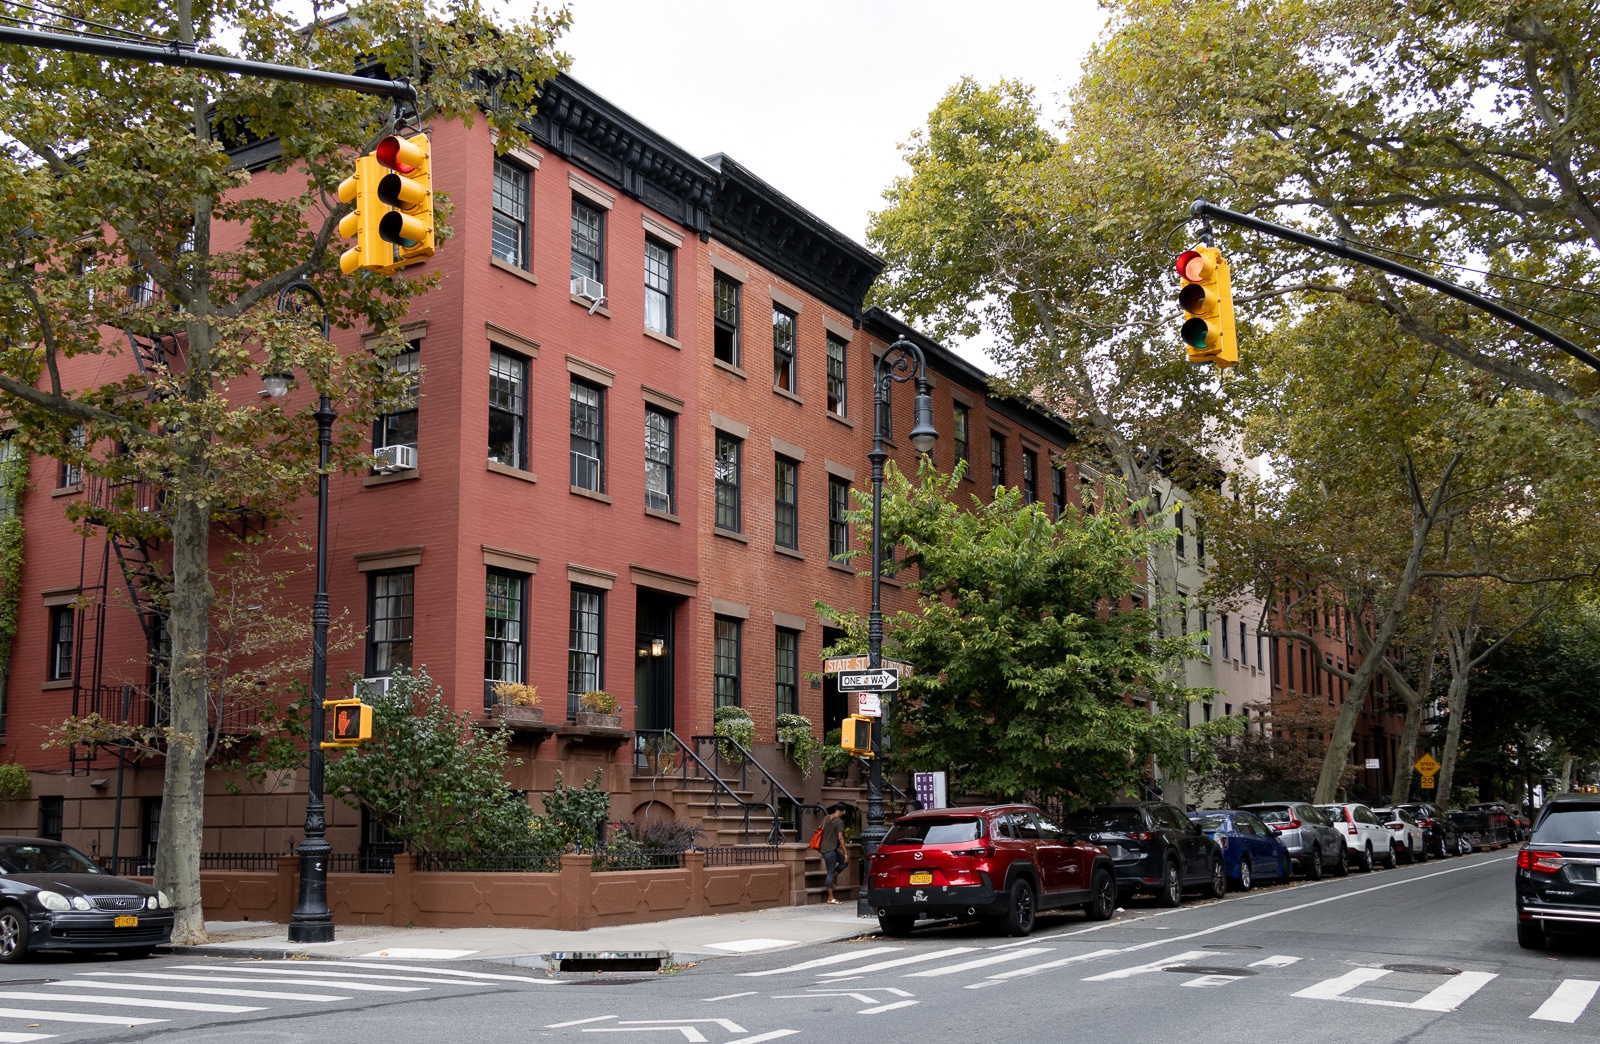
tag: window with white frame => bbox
[571,199,604,284]
[644,238,673,335]
[491,159,529,267]
[569,379,604,492]
[375,341,421,455]
[567,585,603,717]
[488,348,528,469]
[826,334,846,416]
[773,306,797,393]
[644,407,674,513]
[484,569,525,707]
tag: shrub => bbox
[530,770,612,851]
[0,763,29,802]
[615,817,704,851]
[775,713,819,779]
[493,682,540,707]
[821,728,854,775]
[579,690,617,714]
[714,704,755,763]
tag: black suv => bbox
[1515,794,1600,949]
[1064,802,1225,906]
[1394,802,1459,859]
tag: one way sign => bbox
[838,668,899,692]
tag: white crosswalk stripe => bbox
[243,960,556,983]
[903,949,1054,978]
[91,971,425,992]
[52,979,347,1002]
[1083,950,1214,982]
[817,947,982,978]
[0,1032,55,1043]
[739,948,900,977]
[168,965,458,987]
[0,1007,166,1026]
[0,991,263,1013]
[1530,979,1600,1023]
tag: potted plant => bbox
[775,713,819,778]
[713,704,755,764]
[576,690,622,729]
[489,682,542,726]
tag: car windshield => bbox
[1194,815,1229,832]
[1531,806,1600,845]
[1251,807,1295,825]
[1064,808,1145,833]
[882,817,984,846]
[0,842,102,875]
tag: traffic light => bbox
[337,154,388,275]
[841,715,874,757]
[1176,244,1237,367]
[321,698,372,750]
[374,132,434,267]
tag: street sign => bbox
[855,693,881,718]
[824,655,913,678]
[1364,758,1381,770]
[838,668,899,692]
[1420,775,1437,790]
[1415,753,1441,776]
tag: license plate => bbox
[908,871,933,885]
[1570,865,1600,884]
[113,915,139,928]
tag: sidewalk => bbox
[162,902,876,968]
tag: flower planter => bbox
[575,711,622,730]
[490,704,544,727]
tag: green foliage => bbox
[0,762,30,802]
[823,461,1228,807]
[578,690,617,714]
[326,668,530,854]
[529,770,612,852]
[0,442,26,717]
[821,728,854,776]
[775,714,819,779]
[713,705,755,764]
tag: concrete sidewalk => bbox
[162,902,875,968]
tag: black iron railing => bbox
[703,845,781,867]
[415,851,564,873]
[691,733,827,846]
[633,729,784,845]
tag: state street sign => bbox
[838,668,899,692]
[1414,753,1442,776]
[823,655,914,678]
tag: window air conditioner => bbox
[356,677,392,697]
[1199,642,1212,658]
[374,444,417,472]
[571,276,605,303]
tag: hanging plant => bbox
[775,713,819,778]
[713,704,754,764]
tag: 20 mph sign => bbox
[838,668,899,692]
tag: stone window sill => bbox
[41,679,73,691]
[827,558,856,575]
[644,327,681,350]
[571,294,612,318]
[570,485,613,504]
[714,527,749,544]
[713,358,746,380]
[51,485,82,498]
[644,507,680,524]
[827,411,853,429]
[490,257,538,285]
[774,545,805,560]
[773,386,804,406]
[487,460,537,484]
[364,469,420,488]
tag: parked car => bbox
[866,805,1118,937]
[1317,803,1397,871]
[1450,807,1510,850]
[1372,806,1428,863]
[1064,802,1226,906]
[1514,793,1600,949]
[1394,802,1459,858]
[1187,811,1291,890]
[0,837,174,962]
[1472,802,1521,842]
[1240,801,1348,879]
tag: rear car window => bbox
[882,817,984,846]
[1065,808,1145,833]
[1532,806,1600,845]
[1252,807,1295,826]
[1195,814,1229,832]
[1317,805,1347,823]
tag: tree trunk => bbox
[1435,670,1469,810]
[1559,753,1574,794]
[154,489,211,944]
[1391,696,1424,804]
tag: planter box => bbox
[576,711,622,730]
[490,704,544,727]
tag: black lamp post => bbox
[268,280,338,945]
[857,338,937,918]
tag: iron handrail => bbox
[692,733,827,844]
[634,729,779,845]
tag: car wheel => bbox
[1335,843,1350,876]
[1384,843,1398,870]
[1306,846,1324,881]
[1358,843,1374,873]
[1458,836,1473,856]
[1205,857,1227,899]
[1236,857,1254,892]
[878,915,915,938]
[1280,852,1291,881]
[1001,878,1036,937]
[1416,840,1428,863]
[0,906,29,965]
[1156,859,1182,908]
[1083,868,1117,922]
[1517,919,1547,950]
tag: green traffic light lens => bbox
[1182,317,1213,348]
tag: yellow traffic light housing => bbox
[1176,244,1237,367]
[337,154,389,275]
[841,715,874,756]
[375,132,434,267]
[321,698,373,750]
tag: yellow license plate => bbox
[908,872,933,885]
[113,915,139,928]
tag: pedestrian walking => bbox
[820,803,850,904]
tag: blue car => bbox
[1187,810,1291,891]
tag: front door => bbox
[634,593,675,732]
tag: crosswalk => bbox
[740,944,1599,1025]
[0,957,554,1040]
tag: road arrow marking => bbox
[724,1033,799,1044]
[857,1000,919,1015]
[1293,968,1497,1011]
[549,1016,618,1028]
[1249,955,1302,968]
[1083,950,1213,981]
[1180,974,1248,988]
[702,992,758,1002]
[584,1029,706,1042]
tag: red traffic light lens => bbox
[1176,250,1212,282]
[375,135,419,174]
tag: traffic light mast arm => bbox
[1189,199,1600,375]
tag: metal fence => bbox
[591,847,686,872]
[414,851,564,873]
[703,845,780,867]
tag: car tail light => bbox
[1125,831,1156,841]
[1388,823,1404,830]
[952,847,994,858]
[1347,826,1359,835]
[1517,849,1565,873]
[1419,818,1434,828]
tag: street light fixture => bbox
[269,280,339,945]
[857,337,936,919]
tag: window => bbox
[1021,448,1038,505]
[828,477,850,562]
[375,341,421,454]
[488,348,528,469]
[645,238,673,335]
[715,432,742,532]
[569,379,604,492]
[38,796,63,841]
[774,456,799,549]
[491,158,529,268]
[775,628,799,717]
[1196,521,1206,564]
[568,586,603,717]
[713,616,741,708]
[644,407,675,513]
[1052,466,1066,519]
[1175,505,1186,558]
[366,569,414,677]
[952,405,969,469]
[571,198,604,284]
[1178,590,1188,637]
[772,306,797,393]
[48,606,73,681]
[1241,620,1249,666]
[484,570,525,707]
[826,335,847,416]
[60,426,84,488]
[1221,614,1230,660]
[990,433,1006,491]
[1257,629,1264,669]
[713,275,740,365]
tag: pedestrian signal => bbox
[374,132,435,267]
[1176,244,1237,367]
[841,715,873,756]
[321,698,372,750]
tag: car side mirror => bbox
[1064,831,1078,845]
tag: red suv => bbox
[866,804,1117,937]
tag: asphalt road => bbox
[0,848,1594,1043]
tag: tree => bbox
[1190,690,1353,807]
[820,462,1231,808]
[0,439,26,733]
[0,1,568,941]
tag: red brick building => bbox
[0,75,1079,862]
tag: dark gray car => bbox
[1240,802,1347,879]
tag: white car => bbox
[1317,803,1397,872]
[1372,806,1428,864]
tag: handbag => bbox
[808,827,823,850]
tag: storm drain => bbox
[1202,943,1262,951]
[1384,963,1461,976]
[548,951,670,973]
[1165,966,1258,977]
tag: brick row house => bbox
[0,75,1081,864]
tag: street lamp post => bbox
[857,338,938,918]
[269,280,337,945]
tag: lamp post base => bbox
[287,839,335,944]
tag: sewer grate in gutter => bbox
[548,951,670,973]
[1202,943,1263,951]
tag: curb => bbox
[156,944,333,960]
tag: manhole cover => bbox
[1384,963,1461,976]
[1202,943,1262,951]
[1165,966,1258,977]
